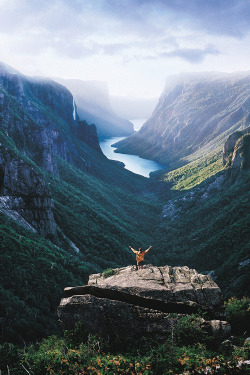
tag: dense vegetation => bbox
[0,152,161,344]
[0,297,249,374]
[152,170,250,298]
[0,74,161,346]
[158,151,224,191]
[0,68,250,373]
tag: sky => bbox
[0,0,249,98]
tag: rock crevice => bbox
[64,284,203,315]
[58,266,228,341]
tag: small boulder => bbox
[201,320,231,341]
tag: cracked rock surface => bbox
[58,266,228,340]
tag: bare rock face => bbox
[223,126,250,182]
[0,63,101,173]
[114,72,250,167]
[58,265,228,341]
[0,147,56,237]
[223,126,250,168]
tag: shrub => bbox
[102,268,117,278]
[173,315,210,346]
[0,343,24,375]
[64,322,89,349]
[225,296,250,335]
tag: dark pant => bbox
[137,261,145,269]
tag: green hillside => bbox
[0,65,249,351]
[0,67,161,344]
[153,170,250,298]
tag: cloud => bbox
[0,0,248,63]
[100,0,250,38]
[159,45,220,63]
[0,0,249,100]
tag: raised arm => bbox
[145,246,152,253]
[129,245,138,254]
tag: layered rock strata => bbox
[58,266,229,341]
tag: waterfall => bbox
[73,99,77,120]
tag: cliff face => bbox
[58,265,230,342]
[54,78,134,138]
[223,125,250,176]
[114,72,250,168]
[0,63,101,236]
[0,147,56,236]
[0,63,101,171]
[74,120,101,153]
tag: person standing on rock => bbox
[129,245,152,270]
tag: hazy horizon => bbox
[0,0,249,98]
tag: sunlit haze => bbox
[0,0,249,98]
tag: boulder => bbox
[58,266,228,341]
[200,320,231,341]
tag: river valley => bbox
[99,119,166,177]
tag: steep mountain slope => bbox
[0,63,160,343]
[152,127,250,298]
[54,78,134,137]
[0,62,249,346]
[115,72,250,169]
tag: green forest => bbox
[0,68,249,374]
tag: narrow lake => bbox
[100,119,166,178]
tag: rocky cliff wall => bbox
[0,63,102,236]
[0,146,56,237]
[223,125,250,181]
[0,63,101,169]
[114,72,250,168]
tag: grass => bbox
[160,152,224,191]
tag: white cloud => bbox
[0,0,249,97]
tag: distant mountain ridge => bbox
[114,72,250,169]
[54,78,134,138]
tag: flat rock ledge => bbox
[58,265,230,341]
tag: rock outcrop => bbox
[0,147,56,236]
[58,265,229,341]
[74,120,102,153]
[223,126,250,177]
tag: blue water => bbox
[100,119,166,178]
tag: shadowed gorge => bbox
[0,63,249,353]
[1,1,250,372]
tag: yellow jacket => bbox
[130,246,151,262]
